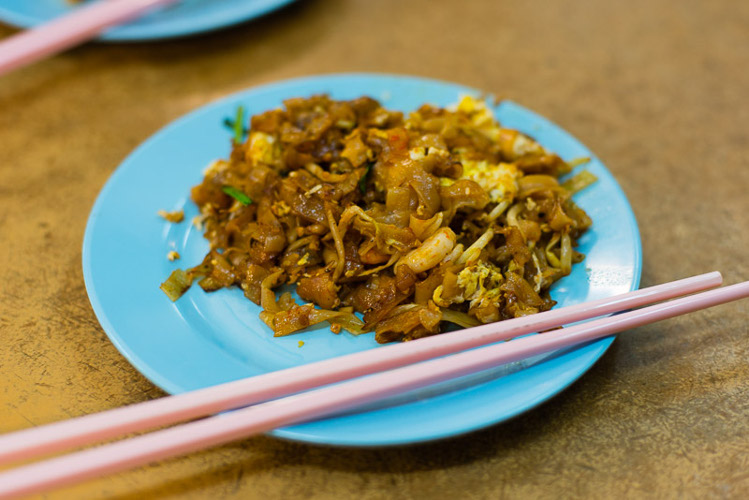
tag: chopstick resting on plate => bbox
[0,0,178,76]
[2,272,749,498]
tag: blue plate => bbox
[82,73,642,446]
[0,0,296,41]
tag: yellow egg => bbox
[246,132,279,165]
[460,159,520,203]
[456,261,504,308]
[454,95,501,142]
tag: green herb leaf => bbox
[222,186,252,205]
[359,164,372,194]
[233,106,245,144]
[223,107,248,142]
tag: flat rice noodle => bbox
[516,219,541,243]
[515,154,571,176]
[250,109,284,134]
[414,268,444,304]
[281,306,345,336]
[407,168,441,218]
[190,178,233,210]
[418,303,442,330]
[327,169,362,201]
[328,101,356,125]
[516,175,562,198]
[564,199,593,233]
[429,157,463,179]
[384,186,413,227]
[280,186,327,224]
[279,121,306,144]
[263,304,318,336]
[297,270,340,310]
[304,114,334,141]
[501,226,532,268]
[351,215,417,253]
[548,199,574,232]
[305,163,349,183]
[362,290,408,327]
[501,272,546,308]
[349,274,395,313]
[253,202,287,254]
[410,133,447,150]
[409,212,444,241]
[441,308,480,328]
[340,129,369,167]
[365,201,407,229]
[207,252,237,288]
[440,179,489,214]
[242,264,271,304]
[247,164,278,198]
[246,224,286,258]
[348,96,384,120]
[259,270,285,313]
[328,311,366,335]
[374,303,441,343]
[468,296,500,324]
[439,270,463,303]
[282,147,315,170]
[350,274,411,327]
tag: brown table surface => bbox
[2,0,748,498]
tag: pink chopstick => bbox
[0,278,747,498]
[0,0,178,76]
[0,272,721,468]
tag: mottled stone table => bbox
[1,0,748,498]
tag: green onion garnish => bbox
[359,164,372,194]
[223,106,248,143]
[222,186,252,205]
[233,106,245,144]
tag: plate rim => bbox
[82,72,643,446]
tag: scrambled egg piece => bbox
[452,95,501,142]
[441,96,522,202]
[409,147,426,161]
[433,261,505,308]
[245,132,280,165]
[460,159,519,203]
[271,200,291,216]
[441,158,519,203]
[457,261,504,308]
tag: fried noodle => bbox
[161,95,594,343]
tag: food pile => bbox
[162,95,595,343]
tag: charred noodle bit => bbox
[162,95,595,342]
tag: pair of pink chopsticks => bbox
[0,0,177,76]
[1,271,748,498]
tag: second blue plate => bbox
[0,0,296,41]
